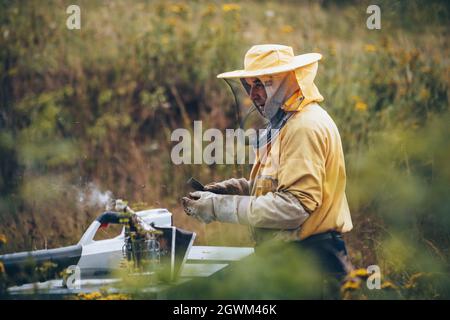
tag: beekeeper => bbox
[182,44,353,278]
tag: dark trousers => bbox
[292,231,353,299]
[254,231,353,280]
[295,231,352,280]
[253,231,353,293]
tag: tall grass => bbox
[0,0,449,298]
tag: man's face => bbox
[245,77,267,107]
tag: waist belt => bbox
[298,231,342,245]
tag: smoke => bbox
[77,183,114,209]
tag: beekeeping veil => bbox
[217,44,324,147]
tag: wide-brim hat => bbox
[217,44,322,79]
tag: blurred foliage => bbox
[0,0,449,298]
[165,241,326,299]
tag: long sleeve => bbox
[237,191,309,229]
[237,120,326,229]
[277,122,327,214]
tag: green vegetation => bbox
[0,0,449,299]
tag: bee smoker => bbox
[107,199,163,273]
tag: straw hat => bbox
[217,44,322,79]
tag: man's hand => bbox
[181,191,217,224]
[181,189,310,229]
[204,178,250,195]
[181,191,245,224]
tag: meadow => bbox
[0,0,449,298]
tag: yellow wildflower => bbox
[419,88,430,100]
[169,4,187,14]
[78,291,103,300]
[99,293,130,300]
[381,281,399,290]
[222,3,241,12]
[0,234,6,246]
[341,279,361,292]
[76,286,130,300]
[165,17,178,27]
[355,101,368,111]
[364,44,377,53]
[280,25,294,34]
[348,268,370,279]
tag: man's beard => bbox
[254,102,266,117]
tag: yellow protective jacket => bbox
[248,97,353,242]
